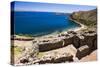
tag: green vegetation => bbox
[11,46,23,55]
[18,33,33,37]
[37,52,44,58]
[78,19,96,27]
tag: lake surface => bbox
[13,12,79,36]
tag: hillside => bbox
[70,9,97,28]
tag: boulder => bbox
[20,57,29,64]
[76,45,90,59]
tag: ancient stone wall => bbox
[38,31,97,52]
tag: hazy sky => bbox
[11,1,96,13]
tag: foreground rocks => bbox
[11,40,39,65]
[33,45,75,64]
[76,45,90,59]
[37,54,73,64]
[11,30,97,65]
[38,30,97,52]
[34,53,73,64]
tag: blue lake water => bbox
[13,12,79,36]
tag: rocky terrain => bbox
[11,30,97,65]
[11,9,97,66]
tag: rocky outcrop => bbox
[76,45,90,59]
[76,44,97,60]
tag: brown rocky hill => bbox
[70,9,97,27]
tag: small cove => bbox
[12,11,80,36]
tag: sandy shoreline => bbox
[41,19,87,37]
[69,18,87,32]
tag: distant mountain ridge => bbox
[70,9,97,28]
